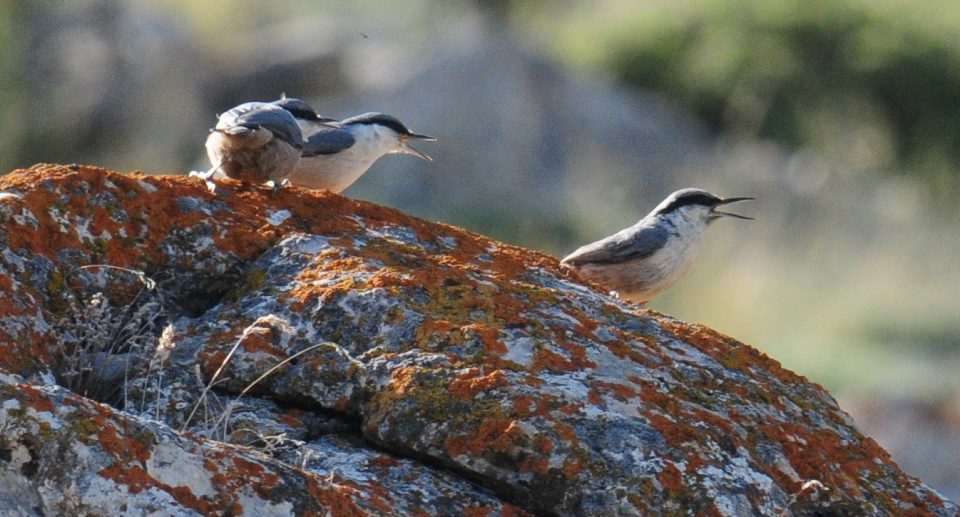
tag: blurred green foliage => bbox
[522,0,960,188]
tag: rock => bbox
[0,164,955,516]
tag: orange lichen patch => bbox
[444,418,527,457]
[595,380,638,401]
[387,366,419,398]
[470,324,507,354]
[518,456,550,474]
[562,458,584,480]
[198,350,230,379]
[370,455,401,469]
[98,463,156,494]
[535,435,555,454]
[96,418,151,463]
[99,462,216,514]
[531,345,594,373]
[553,422,578,442]
[511,395,534,416]
[557,402,582,416]
[662,321,807,387]
[758,421,893,496]
[685,454,708,474]
[419,318,457,337]
[638,383,679,414]
[462,506,493,517]
[236,328,286,356]
[601,334,660,367]
[304,474,367,517]
[510,394,554,418]
[278,409,305,428]
[645,413,700,447]
[587,388,603,406]
[449,368,508,400]
[689,409,736,442]
[17,383,56,413]
[659,462,684,491]
[501,504,534,517]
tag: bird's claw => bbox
[265,179,290,194]
[188,169,219,193]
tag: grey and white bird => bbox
[561,188,753,304]
[273,97,436,193]
[201,101,305,185]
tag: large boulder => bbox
[0,164,954,516]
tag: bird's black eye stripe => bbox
[348,115,410,134]
[657,194,721,214]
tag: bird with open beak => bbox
[273,97,436,193]
[561,188,754,304]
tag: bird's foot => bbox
[265,179,290,194]
[189,169,219,193]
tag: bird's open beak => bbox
[710,196,754,220]
[397,133,437,161]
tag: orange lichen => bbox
[304,474,367,517]
[98,462,215,514]
[587,388,603,406]
[659,462,684,491]
[470,324,507,355]
[96,419,151,463]
[462,507,493,517]
[535,435,555,454]
[370,455,401,469]
[511,395,534,416]
[388,366,419,398]
[553,422,577,442]
[501,504,533,517]
[237,327,286,356]
[444,418,526,457]
[645,413,699,447]
[562,459,583,480]
[449,369,508,400]
[518,456,550,474]
[531,347,579,373]
[230,456,281,497]
[17,384,56,413]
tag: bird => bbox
[561,188,753,304]
[272,97,436,193]
[200,101,305,186]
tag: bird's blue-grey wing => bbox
[301,127,356,156]
[216,102,304,147]
[562,225,670,265]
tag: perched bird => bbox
[273,97,436,193]
[561,188,753,304]
[201,101,305,185]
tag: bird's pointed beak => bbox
[315,116,340,127]
[711,196,754,220]
[403,132,437,142]
[397,133,437,161]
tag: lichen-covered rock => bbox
[0,164,955,516]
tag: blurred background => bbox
[2,0,957,499]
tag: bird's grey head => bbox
[651,188,754,225]
[272,97,339,124]
[339,112,437,161]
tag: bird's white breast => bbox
[287,125,394,192]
